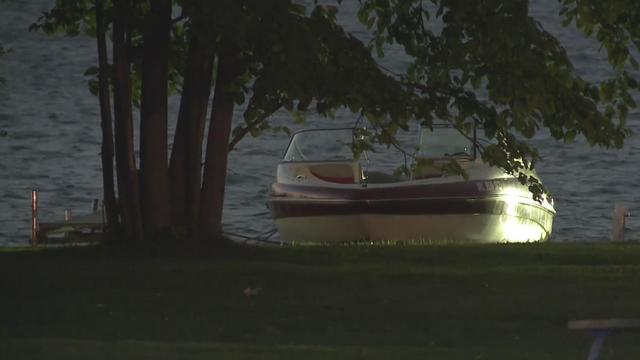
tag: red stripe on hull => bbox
[268,196,506,219]
[268,179,553,220]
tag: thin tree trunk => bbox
[169,33,214,227]
[140,0,172,239]
[199,54,241,241]
[113,0,143,243]
[95,0,118,231]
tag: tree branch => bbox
[228,102,283,151]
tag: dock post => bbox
[611,202,630,242]
[31,189,38,246]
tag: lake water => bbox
[1,0,639,246]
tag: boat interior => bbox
[277,125,481,186]
[296,159,477,185]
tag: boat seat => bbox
[309,162,362,184]
[365,171,401,184]
[411,158,472,179]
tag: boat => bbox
[267,124,555,244]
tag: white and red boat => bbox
[267,126,555,243]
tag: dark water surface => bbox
[1,0,638,245]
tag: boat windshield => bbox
[283,128,356,162]
[417,126,475,158]
[282,125,477,162]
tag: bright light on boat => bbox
[501,187,544,242]
[502,218,541,242]
[502,187,521,217]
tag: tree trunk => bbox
[140,0,172,239]
[199,54,241,241]
[169,32,214,227]
[95,0,118,231]
[113,0,143,243]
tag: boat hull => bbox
[268,179,555,244]
[274,213,552,244]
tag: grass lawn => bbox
[1,243,640,359]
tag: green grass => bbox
[1,243,640,359]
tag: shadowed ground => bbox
[1,243,640,359]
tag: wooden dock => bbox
[31,190,104,245]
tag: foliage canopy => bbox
[31,0,639,206]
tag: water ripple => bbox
[1,0,639,244]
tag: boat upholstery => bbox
[308,162,362,184]
[365,171,400,184]
[412,158,473,179]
